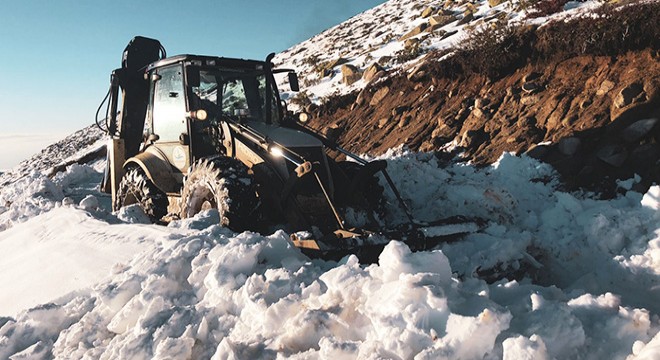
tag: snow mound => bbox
[1,150,659,359]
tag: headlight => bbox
[298,112,309,123]
[188,109,208,121]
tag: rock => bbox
[506,87,519,97]
[392,106,411,116]
[472,107,485,118]
[558,137,581,156]
[596,80,615,96]
[523,72,542,83]
[459,129,486,148]
[378,56,393,66]
[520,95,540,106]
[622,118,658,142]
[421,6,435,18]
[363,63,385,82]
[432,123,454,139]
[429,15,455,27]
[404,38,420,50]
[341,64,361,85]
[399,116,412,128]
[488,0,507,6]
[407,63,426,81]
[580,98,592,109]
[323,124,343,141]
[457,12,474,25]
[400,23,429,41]
[326,58,348,69]
[62,197,74,206]
[437,8,454,16]
[525,144,549,159]
[378,118,390,128]
[474,97,490,109]
[561,115,578,127]
[597,144,628,167]
[522,82,540,93]
[354,88,367,107]
[440,29,459,40]
[614,83,645,108]
[370,86,390,106]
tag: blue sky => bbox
[0,0,386,169]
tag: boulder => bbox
[523,72,542,83]
[363,63,385,82]
[421,6,435,18]
[457,12,474,25]
[597,144,628,167]
[520,95,540,106]
[429,15,455,27]
[488,0,507,6]
[323,124,343,141]
[432,123,454,139]
[392,106,411,116]
[525,144,549,160]
[522,81,540,93]
[622,118,658,142]
[400,23,429,41]
[596,80,615,96]
[399,115,412,128]
[407,63,426,82]
[614,83,645,108]
[378,118,390,129]
[404,38,420,50]
[326,58,348,69]
[341,64,361,85]
[370,86,390,106]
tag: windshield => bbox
[189,68,280,124]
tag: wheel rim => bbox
[186,185,216,217]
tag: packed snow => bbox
[1,146,659,359]
[2,0,659,358]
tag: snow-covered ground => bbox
[273,0,605,104]
[2,0,659,358]
[1,145,660,359]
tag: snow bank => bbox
[1,150,659,359]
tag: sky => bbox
[0,0,386,170]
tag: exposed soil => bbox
[308,48,660,197]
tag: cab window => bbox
[153,65,187,142]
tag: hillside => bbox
[275,0,660,197]
[1,0,660,359]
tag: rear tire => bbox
[180,156,257,231]
[115,168,168,223]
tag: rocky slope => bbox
[283,0,659,197]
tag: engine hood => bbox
[246,121,323,148]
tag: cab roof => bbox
[146,55,268,72]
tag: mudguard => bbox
[123,147,181,194]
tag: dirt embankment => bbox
[308,4,660,197]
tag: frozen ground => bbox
[1,145,659,359]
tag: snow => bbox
[1,147,659,359]
[1,0,658,358]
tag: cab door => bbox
[151,64,191,174]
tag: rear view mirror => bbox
[288,72,300,92]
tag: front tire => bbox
[180,157,257,231]
[115,168,168,223]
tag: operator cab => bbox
[143,55,284,172]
